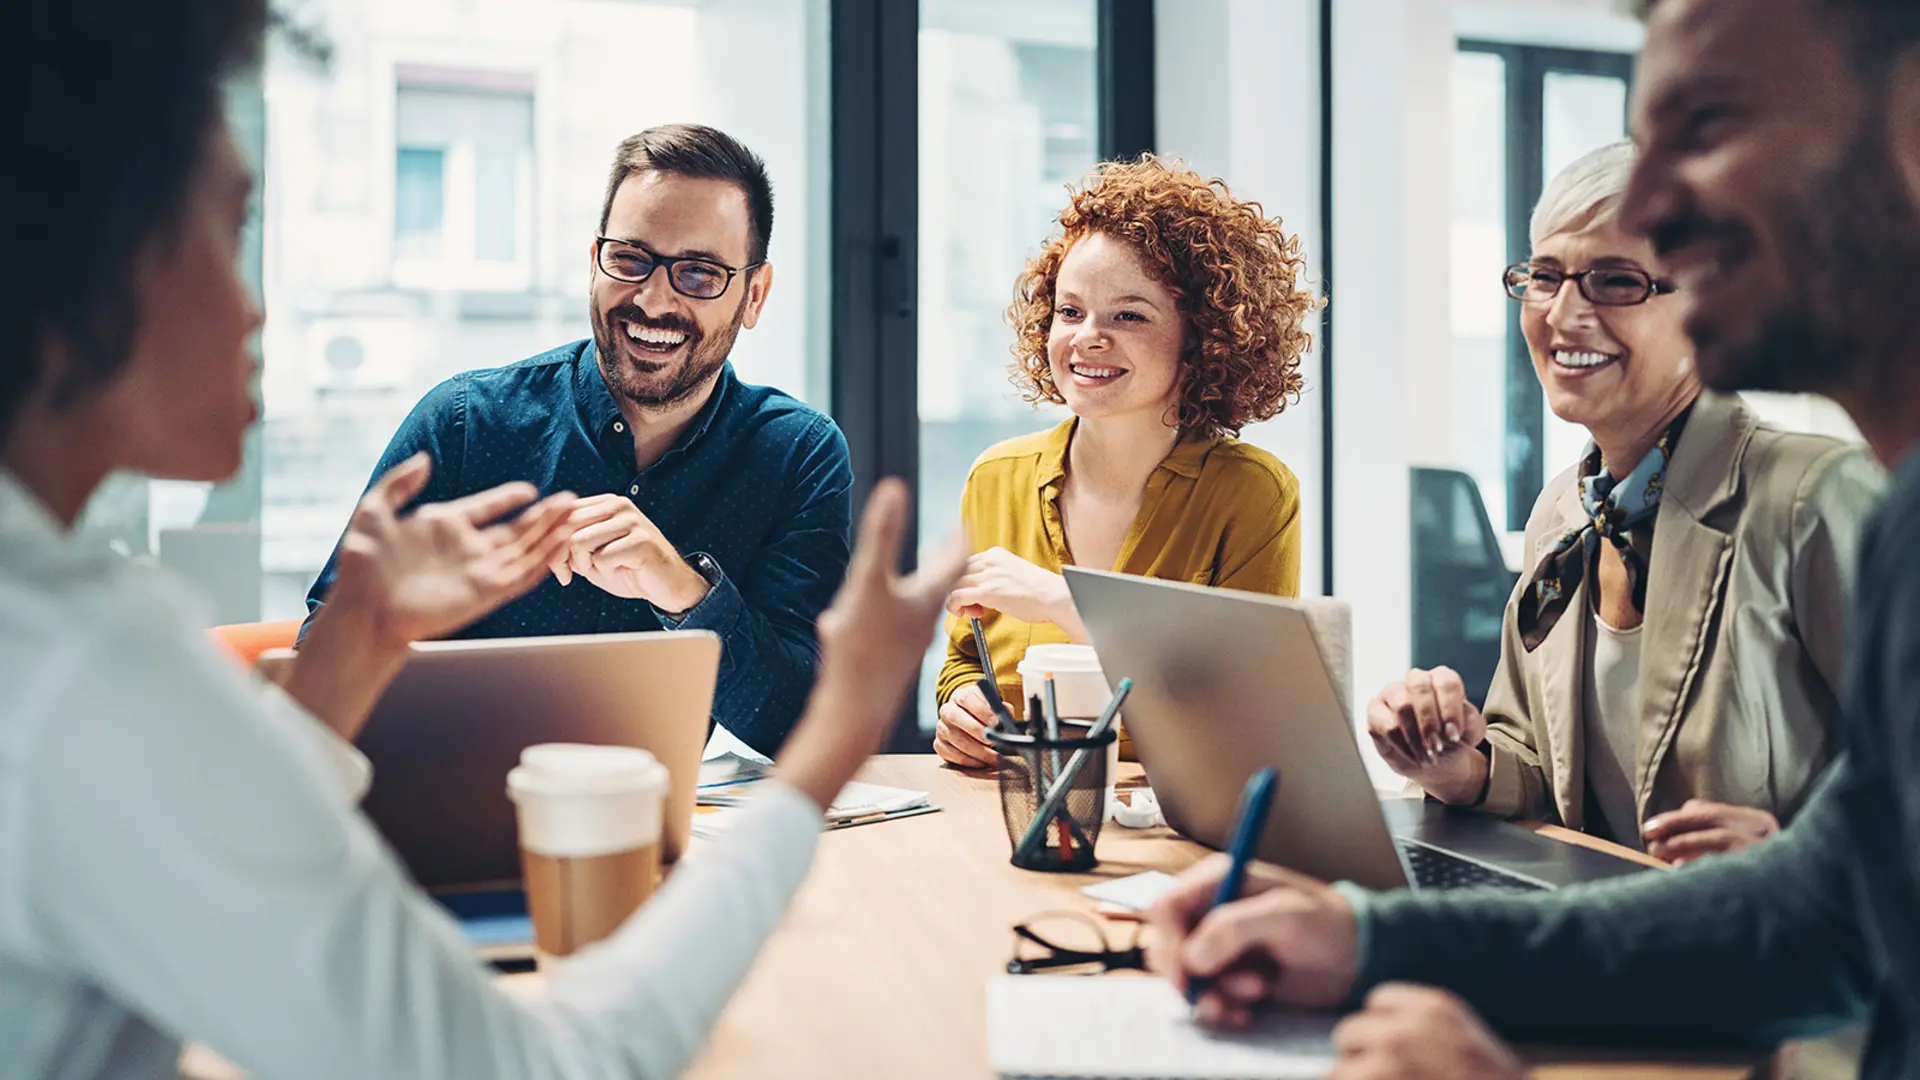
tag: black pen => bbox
[969,616,1002,702]
[976,677,1017,734]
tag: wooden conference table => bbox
[184,756,1763,1080]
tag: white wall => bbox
[1329,0,1454,783]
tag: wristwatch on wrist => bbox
[685,551,721,588]
[661,552,720,619]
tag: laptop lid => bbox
[259,630,718,891]
[1064,568,1413,891]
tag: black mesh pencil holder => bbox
[986,726,1114,873]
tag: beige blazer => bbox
[1479,392,1882,834]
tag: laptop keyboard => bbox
[1398,841,1547,892]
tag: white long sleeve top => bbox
[0,472,822,1080]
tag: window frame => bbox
[1456,39,1634,532]
[832,0,1147,751]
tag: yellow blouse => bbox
[936,418,1302,712]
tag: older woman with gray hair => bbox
[1365,140,1880,863]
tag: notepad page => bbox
[826,780,929,819]
[1080,871,1179,912]
[986,976,1335,1079]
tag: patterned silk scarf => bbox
[1516,409,1690,652]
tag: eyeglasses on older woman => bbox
[1503,261,1679,307]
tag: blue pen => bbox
[1185,766,1280,1006]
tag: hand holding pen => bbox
[1140,794,1364,1029]
[933,616,1006,768]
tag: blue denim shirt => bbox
[304,340,853,756]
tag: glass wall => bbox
[1539,70,1629,474]
[1418,41,1632,703]
[1446,50,1510,544]
[916,0,1099,726]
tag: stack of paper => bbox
[823,780,934,826]
[692,779,939,839]
[698,751,772,791]
[697,778,770,808]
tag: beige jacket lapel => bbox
[1632,393,1751,821]
[1536,478,1593,829]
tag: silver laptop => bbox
[1064,568,1647,892]
[259,631,718,891]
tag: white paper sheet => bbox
[986,975,1335,1079]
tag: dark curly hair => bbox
[1007,155,1318,438]
[0,0,266,442]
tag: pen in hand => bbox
[976,677,1017,734]
[1185,766,1280,1006]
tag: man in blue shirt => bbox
[305,124,851,757]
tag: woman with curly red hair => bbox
[934,156,1318,768]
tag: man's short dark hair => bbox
[0,0,266,441]
[1637,0,1920,76]
[1821,0,1920,75]
[598,124,776,266]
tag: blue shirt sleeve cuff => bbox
[1331,880,1377,1007]
[653,553,744,635]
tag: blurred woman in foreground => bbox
[0,2,958,1077]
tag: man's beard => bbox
[1676,118,1920,397]
[591,294,748,412]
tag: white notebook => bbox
[986,975,1336,1080]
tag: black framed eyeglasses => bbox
[594,236,762,301]
[1503,262,1678,307]
[1007,912,1145,976]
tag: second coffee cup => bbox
[506,743,668,967]
[1016,644,1122,805]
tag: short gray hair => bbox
[1530,140,1636,247]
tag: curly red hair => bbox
[1007,155,1317,437]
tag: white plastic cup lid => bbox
[507,743,667,799]
[1015,643,1103,677]
[506,744,667,857]
[1016,645,1112,720]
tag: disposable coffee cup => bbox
[1017,644,1122,813]
[507,743,668,969]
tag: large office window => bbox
[246,0,828,620]
[1459,40,1634,535]
[80,0,1130,749]
[915,0,1099,728]
[1414,40,1632,703]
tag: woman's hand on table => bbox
[1328,985,1525,1080]
[777,479,967,811]
[1365,668,1490,805]
[1642,799,1780,865]
[1143,853,1359,1028]
[945,547,1087,642]
[934,683,1000,769]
